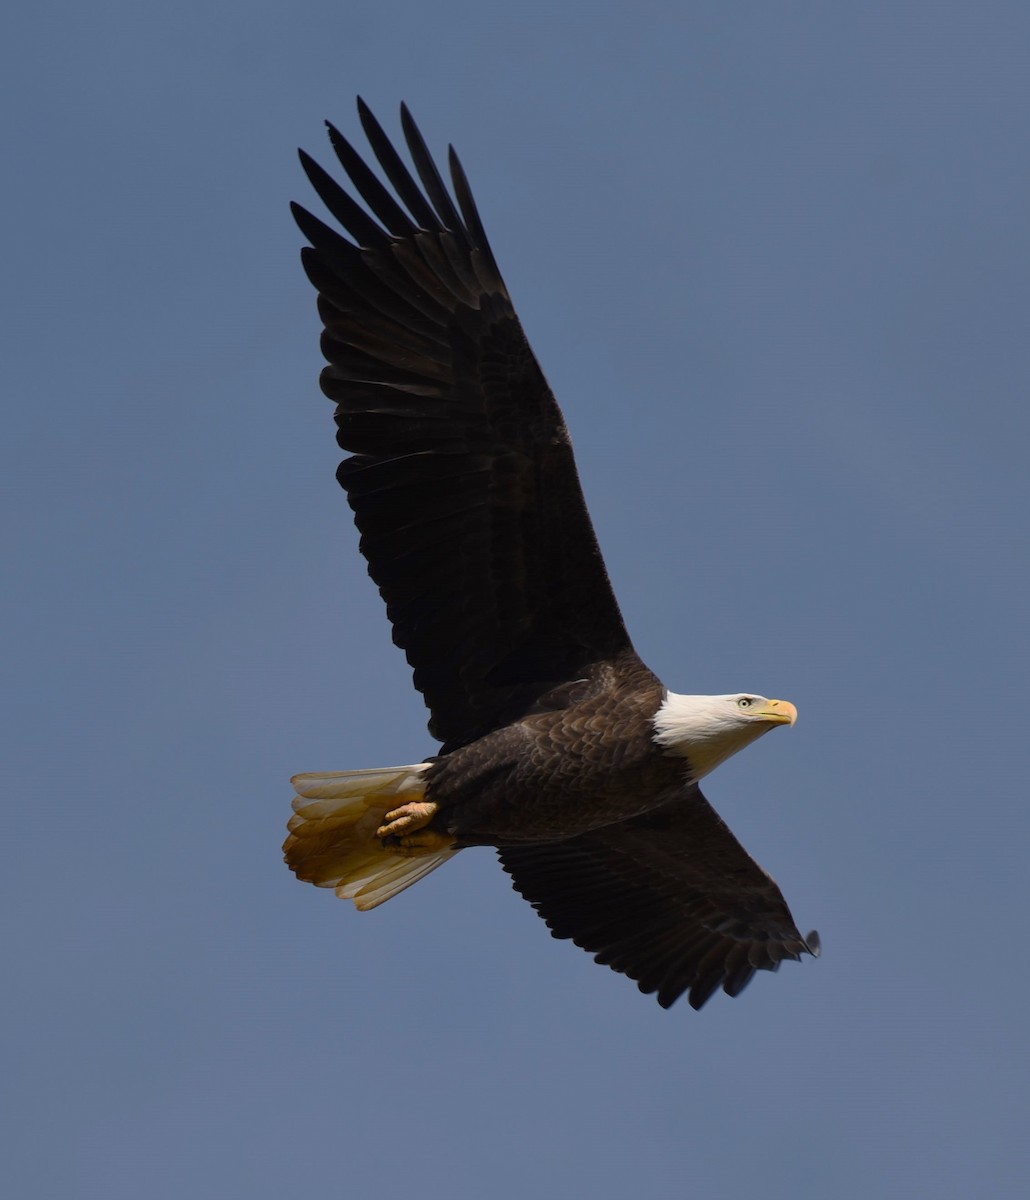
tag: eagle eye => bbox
[737,697,753,709]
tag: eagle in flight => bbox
[284,99,819,1010]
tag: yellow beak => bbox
[756,698,797,726]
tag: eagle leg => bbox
[377,799,439,843]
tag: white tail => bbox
[284,764,457,910]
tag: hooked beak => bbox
[755,698,797,726]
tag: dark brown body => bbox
[425,654,688,845]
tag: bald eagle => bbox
[284,100,819,1010]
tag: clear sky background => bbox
[4,3,1029,1197]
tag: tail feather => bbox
[284,764,456,910]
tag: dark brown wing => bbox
[293,100,633,752]
[498,786,819,1010]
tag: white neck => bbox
[652,691,777,782]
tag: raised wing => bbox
[499,786,819,1009]
[293,100,633,752]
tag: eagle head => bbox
[651,692,797,782]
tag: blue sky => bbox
[4,3,1029,1197]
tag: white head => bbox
[652,691,797,783]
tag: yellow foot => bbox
[377,799,439,843]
